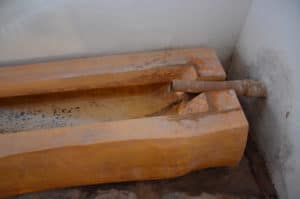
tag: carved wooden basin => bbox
[0,49,248,198]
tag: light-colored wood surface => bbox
[171,79,267,97]
[0,48,225,98]
[205,89,241,112]
[0,84,183,133]
[0,90,248,198]
[177,89,241,115]
[0,111,248,198]
[0,49,237,198]
[178,93,209,115]
[0,64,196,98]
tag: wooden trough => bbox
[0,49,248,198]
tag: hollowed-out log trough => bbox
[0,49,248,198]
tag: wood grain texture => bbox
[205,89,241,112]
[0,48,225,98]
[178,93,209,115]
[0,84,183,133]
[0,90,248,198]
[177,89,241,115]
[0,111,248,198]
[172,80,267,97]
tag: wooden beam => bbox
[0,110,247,198]
[0,64,196,98]
[0,48,225,98]
[0,90,247,198]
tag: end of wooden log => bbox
[240,80,267,97]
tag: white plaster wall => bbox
[0,0,251,65]
[229,0,300,198]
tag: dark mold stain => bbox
[285,111,290,119]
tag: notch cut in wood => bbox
[171,79,267,97]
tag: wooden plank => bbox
[0,90,245,197]
[0,109,248,198]
[0,48,225,98]
[0,64,196,98]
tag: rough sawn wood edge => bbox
[0,90,248,198]
[0,48,225,98]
